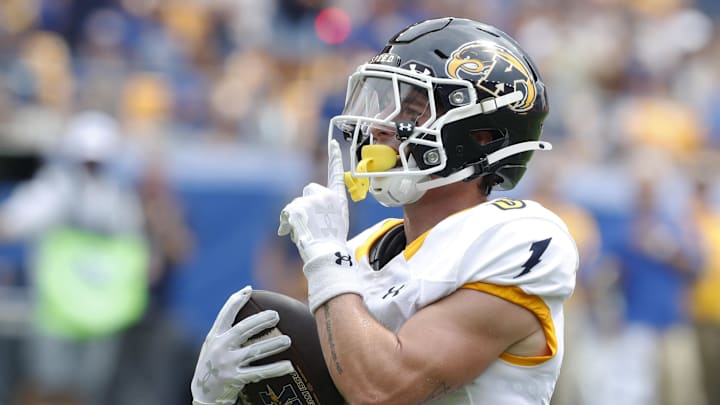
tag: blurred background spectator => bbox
[0,0,717,403]
[0,111,148,404]
[689,178,720,405]
[594,173,704,405]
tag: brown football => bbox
[233,290,344,405]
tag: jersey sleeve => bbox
[459,215,578,300]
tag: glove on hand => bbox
[278,140,363,313]
[191,286,294,405]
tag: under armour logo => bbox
[382,284,405,299]
[334,252,353,266]
[396,121,415,141]
[315,203,339,238]
[397,122,413,131]
[197,360,219,394]
[408,63,431,76]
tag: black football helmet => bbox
[330,17,551,206]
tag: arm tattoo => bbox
[420,380,453,404]
[323,304,343,375]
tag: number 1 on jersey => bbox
[514,238,552,279]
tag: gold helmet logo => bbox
[445,41,536,112]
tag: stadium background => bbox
[0,0,718,404]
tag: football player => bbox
[192,17,578,404]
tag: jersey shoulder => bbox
[425,198,578,299]
[481,197,570,228]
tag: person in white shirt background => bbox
[0,111,147,405]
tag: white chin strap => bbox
[369,140,553,207]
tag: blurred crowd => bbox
[0,0,718,404]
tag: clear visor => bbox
[330,71,447,179]
[342,76,434,126]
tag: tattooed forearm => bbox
[419,380,453,404]
[323,304,343,375]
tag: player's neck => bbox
[402,183,487,243]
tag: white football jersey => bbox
[347,198,579,405]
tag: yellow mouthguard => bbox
[344,145,398,202]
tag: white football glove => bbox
[278,139,363,313]
[191,286,294,405]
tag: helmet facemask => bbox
[329,63,481,207]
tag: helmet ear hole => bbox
[470,130,495,146]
